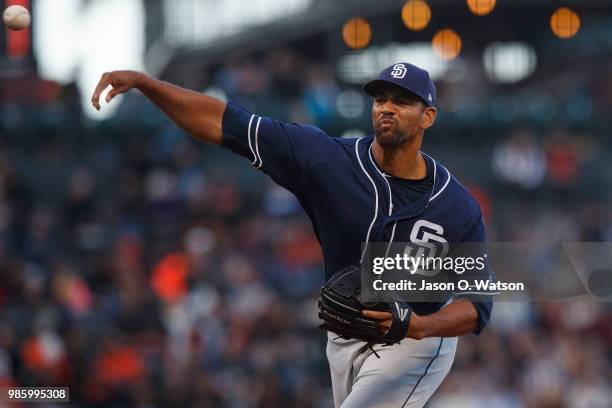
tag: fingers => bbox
[362,310,392,320]
[91,72,111,111]
[106,88,119,103]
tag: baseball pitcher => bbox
[92,62,494,407]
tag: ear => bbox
[420,107,437,130]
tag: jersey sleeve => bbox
[450,208,494,335]
[221,101,329,196]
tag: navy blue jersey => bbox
[222,101,493,334]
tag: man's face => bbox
[371,84,433,147]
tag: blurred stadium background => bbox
[1,0,611,406]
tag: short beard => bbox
[374,129,411,147]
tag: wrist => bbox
[134,71,149,89]
[407,313,431,340]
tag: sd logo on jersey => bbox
[404,219,449,276]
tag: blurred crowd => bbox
[0,49,611,407]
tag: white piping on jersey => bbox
[253,116,263,168]
[430,166,450,201]
[429,154,438,200]
[419,151,447,203]
[247,114,263,168]
[385,222,398,258]
[356,138,379,263]
[368,146,393,216]
[420,151,451,202]
[247,114,257,164]
[367,144,397,256]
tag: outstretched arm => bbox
[363,298,479,340]
[91,71,226,145]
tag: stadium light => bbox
[342,18,372,50]
[432,29,462,61]
[483,42,537,84]
[163,0,312,47]
[550,7,580,39]
[34,0,145,120]
[401,0,431,32]
[337,43,448,84]
[466,0,496,16]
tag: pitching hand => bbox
[91,70,144,111]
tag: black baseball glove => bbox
[317,264,412,345]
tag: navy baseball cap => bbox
[364,62,436,107]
